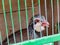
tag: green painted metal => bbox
[57,0,60,33]
[32,0,37,38]
[44,0,48,36]
[10,34,60,45]
[44,43,54,45]
[17,0,23,41]
[2,0,9,45]
[24,0,29,40]
[51,0,54,34]
[50,0,54,44]
[0,32,2,45]
[38,0,43,37]
[8,0,16,43]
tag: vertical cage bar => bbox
[38,0,41,15]
[57,0,60,33]
[8,0,16,43]
[24,0,29,40]
[51,0,54,34]
[0,32,2,45]
[17,0,23,41]
[2,0,9,45]
[31,0,36,38]
[38,0,42,37]
[44,0,48,36]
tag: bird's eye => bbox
[35,19,39,22]
[34,19,40,24]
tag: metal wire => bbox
[51,0,54,34]
[0,32,2,45]
[8,0,16,43]
[2,0,9,45]
[57,0,60,33]
[17,0,23,41]
[38,0,42,37]
[31,0,36,38]
[24,0,29,40]
[44,0,49,36]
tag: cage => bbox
[0,0,60,45]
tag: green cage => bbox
[0,0,60,45]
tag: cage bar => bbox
[51,0,54,34]
[24,0,29,40]
[44,0,48,36]
[2,0,9,45]
[57,0,60,33]
[57,0,60,45]
[8,0,16,43]
[38,0,43,37]
[17,0,23,41]
[0,32,2,45]
[31,0,36,38]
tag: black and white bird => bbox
[28,14,49,38]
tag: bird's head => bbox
[33,15,49,32]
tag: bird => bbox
[28,14,49,38]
